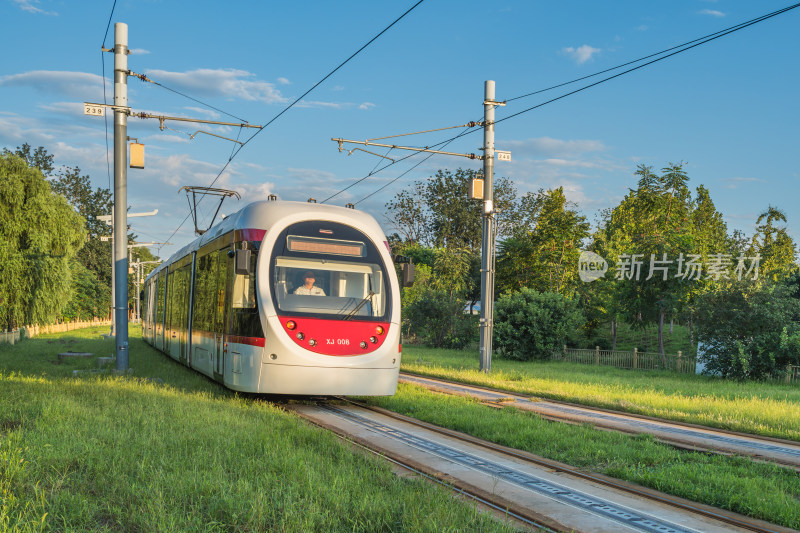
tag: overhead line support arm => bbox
[332,138,483,160]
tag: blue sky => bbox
[1,0,798,257]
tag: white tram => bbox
[141,200,401,395]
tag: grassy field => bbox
[401,345,800,440]
[573,320,696,355]
[365,383,800,529]
[0,327,516,532]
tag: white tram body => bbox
[141,200,401,395]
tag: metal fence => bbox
[552,346,697,374]
[553,347,800,382]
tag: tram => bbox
[141,199,401,395]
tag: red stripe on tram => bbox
[227,335,266,347]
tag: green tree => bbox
[4,143,55,176]
[387,168,520,253]
[0,153,86,329]
[601,164,695,364]
[385,181,429,246]
[497,187,590,296]
[750,206,796,282]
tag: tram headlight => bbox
[286,320,296,330]
[296,332,305,340]
[309,339,317,347]
[360,341,368,349]
[375,326,384,335]
[369,336,378,344]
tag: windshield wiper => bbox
[343,290,375,320]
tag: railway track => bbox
[288,399,791,533]
[400,373,800,470]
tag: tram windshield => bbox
[273,258,385,318]
[270,221,389,320]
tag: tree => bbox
[385,182,429,246]
[601,164,696,364]
[750,206,796,282]
[423,168,519,252]
[50,165,112,237]
[386,168,520,254]
[3,143,55,176]
[496,187,590,296]
[0,153,86,329]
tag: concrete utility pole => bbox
[330,80,509,374]
[113,22,130,371]
[479,80,497,373]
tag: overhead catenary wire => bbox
[158,0,426,252]
[331,2,800,207]
[497,2,800,125]
[100,0,118,193]
[505,2,800,103]
[130,72,250,124]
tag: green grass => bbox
[0,326,517,532]
[401,345,800,441]
[364,384,800,529]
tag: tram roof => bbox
[144,200,384,282]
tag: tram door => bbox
[212,246,232,380]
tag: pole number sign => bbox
[83,103,105,117]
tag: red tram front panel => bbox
[278,316,390,356]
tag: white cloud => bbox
[539,158,606,169]
[699,9,725,17]
[0,71,105,100]
[144,68,289,104]
[721,177,765,189]
[37,101,85,116]
[13,0,57,15]
[183,106,221,119]
[562,45,601,64]
[359,102,376,110]
[295,100,345,109]
[277,77,290,85]
[129,48,151,55]
[635,25,649,31]
[503,137,607,157]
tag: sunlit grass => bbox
[401,345,800,440]
[0,327,517,532]
[364,383,800,529]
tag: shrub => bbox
[494,289,583,360]
[405,288,476,349]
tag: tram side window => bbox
[192,253,213,332]
[166,271,175,332]
[179,264,191,332]
[212,248,226,336]
[168,264,190,334]
[229,243,262,338]
[156,272,165,327]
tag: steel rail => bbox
[399,372,800,470]
[336,396,791,533]
[288,404,554,532]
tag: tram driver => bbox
[294,270,326,296]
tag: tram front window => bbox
[273,258,385,318]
